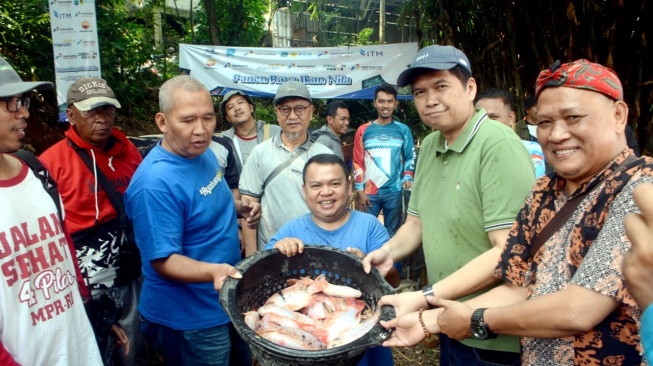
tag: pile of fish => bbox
[243,274,380,350]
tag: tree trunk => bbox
[203,0,221,45]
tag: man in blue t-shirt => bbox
[265,153,397,366]
[352,84,415,238]
[125,75,261,366]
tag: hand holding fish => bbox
[273,238,305,257]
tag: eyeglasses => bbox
[79,105,116,118]
[276,104,311,117]
[2,96,30,112]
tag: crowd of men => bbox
[1,42,652,366]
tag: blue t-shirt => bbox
[265,210,393,366]
[125,144,240,330]
[522,140,546,178]
[354,121,415,194]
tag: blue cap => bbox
[397,45,471,87]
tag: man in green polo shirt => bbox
[362,45,535,365]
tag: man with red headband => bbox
[383,59,653,366]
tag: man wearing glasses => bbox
[0,55,103,365]
[40,77,146,365]
[239,80,333,256]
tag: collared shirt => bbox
[239,131,333,248]
[409,109,535,352]
[497,149,653,366]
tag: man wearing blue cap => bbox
[362,45,535,365]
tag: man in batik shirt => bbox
[391,59,652,366]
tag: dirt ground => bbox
[392,339,440,366]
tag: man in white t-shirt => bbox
[0,55,103,365]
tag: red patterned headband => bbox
[535,59,623,101]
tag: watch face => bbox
[472,322,489,339]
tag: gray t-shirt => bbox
[239,132,334,249]
[232,136,259,166]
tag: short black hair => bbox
[448,65,473,87]
[374,84,398,100]
[302,154,349,183]
[475,88,516,112]
[325,101,348,118]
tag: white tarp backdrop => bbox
[49,0,102,121]
[179,43,418,100]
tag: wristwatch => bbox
[421,285,437,309]
[470,308,497,339]
[422,285,434,297]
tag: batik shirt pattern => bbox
[497,150,652,366]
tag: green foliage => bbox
[357,28,374,45]
[194,0,267,46]
[0,0,55,82]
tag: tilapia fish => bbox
[245,275,378,351]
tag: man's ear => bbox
[155,112,167,134]
[326,115,334,125]
[509,111,517,126]
[66,109,76,126]
[613,100,628,134]
[466,77,478,101]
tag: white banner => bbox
[179,43,418,100]
[49,0,102,121]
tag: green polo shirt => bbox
[408,109,535,352]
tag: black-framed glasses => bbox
[2,96,30,112]
[276,104,311,117]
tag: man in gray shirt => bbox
[239,81,333,255]
[220,89,281,172]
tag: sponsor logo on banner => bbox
[52,26,76,33]
[287,64,316,69]
[323,64,346,71]
[78,51,98,59]
[55,53,78,60]
[53,10,72,18]
[359,49,384,57]
[76,39,97,47]
[256,64,284,71]
[350,64,383,71]
[226,49,236,57]
[51,0,74,5]
[53,42,74,48]
[206,58,217,67]
[75,11,95,17]
[243,50,277,57]
[224,62,248,68]
[328,51,354,57]
[56,65,100,73]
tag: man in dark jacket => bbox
[311,100,350,160]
